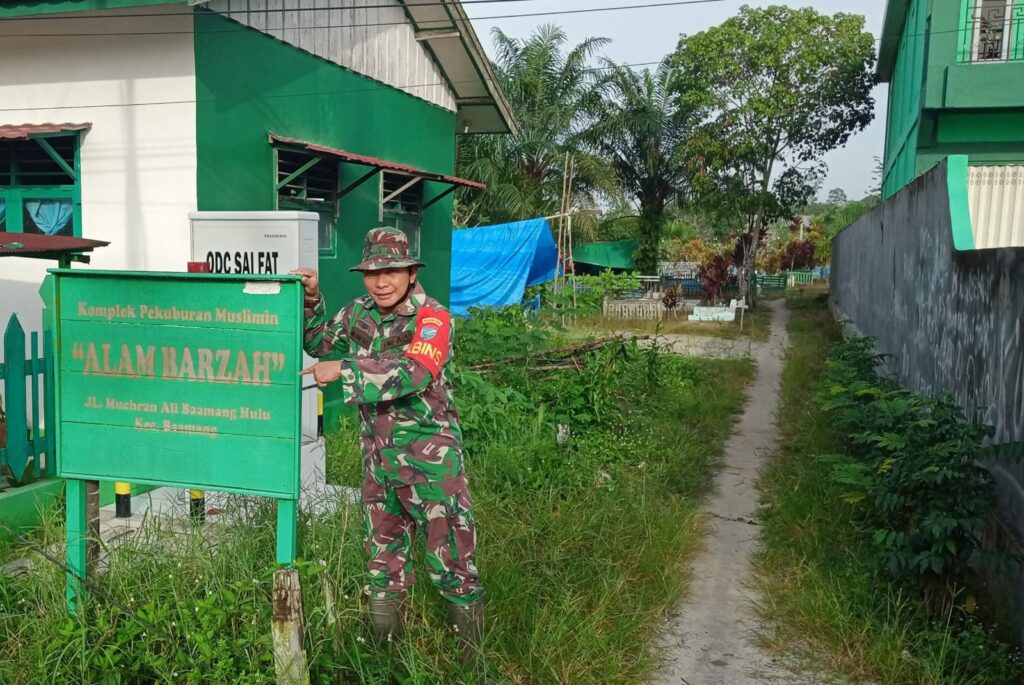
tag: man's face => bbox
[362,267,417,311]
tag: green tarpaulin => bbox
[572,240,637,269]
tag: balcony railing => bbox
[960,0,1024,63]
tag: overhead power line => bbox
[0,0,736,36]
[1,0,550,21]
[0,59,664,113]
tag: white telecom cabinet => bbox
[189,211,320,445]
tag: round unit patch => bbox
[420,326,438,341]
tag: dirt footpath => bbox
[648,299,827,685]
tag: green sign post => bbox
[51,270,303,613]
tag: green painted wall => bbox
[923,0,961,109]
[883,0,928,198]
[884,0,1024,198]
[943,63,1024,108]
[194,12,457,429]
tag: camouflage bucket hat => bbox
[350,226,427,272]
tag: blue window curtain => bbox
[24,199,73,235]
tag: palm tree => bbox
[456,25,617,229]
[585,58,694,273]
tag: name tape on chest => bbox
[350,316,377,350]
[404,306,450,378]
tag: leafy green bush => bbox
[819,337,1004,593]
[453,305,554,367]
[756,297,1021,685]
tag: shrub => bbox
[698,255,735,303]
[453,305,553,367]
[818,337,1006,597]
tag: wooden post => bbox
[86,479,100,575]
[272,569,310,685]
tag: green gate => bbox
[0,314,64,537]
[0,314,56,488]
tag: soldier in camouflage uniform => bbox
[293,227,484,666]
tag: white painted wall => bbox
[0,6,198,337]
[207,0,457,112]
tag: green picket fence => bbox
[1,314,56,489]
[786,270,815,284]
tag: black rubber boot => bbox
[367,596,404,645]
[447,599,485,674]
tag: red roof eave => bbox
[270,133,485,190]
[0,233,109,258]
[0,123,92,140]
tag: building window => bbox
[380,172,423,258]
[961,0,1024,63]
[0,134,80,236]
[276,147,339,255]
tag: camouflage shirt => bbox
[303,283,465,487]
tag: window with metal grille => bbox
[0,134,80,237]
[380,172,423,258]
[961,0,1024,63]
[276,147,339,254]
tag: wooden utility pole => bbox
[85,480,100,576]
[272,569,310,685]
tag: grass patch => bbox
[754,292,1021,685]
[1,346,754,684]
[571,303,772,342]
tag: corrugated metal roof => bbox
[0,123,91,140]
[269,133,486,190]
[0,233,109,258]
[396,0,517,134]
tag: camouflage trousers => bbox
[362,472,483,605]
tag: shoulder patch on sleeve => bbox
[404,305,451,378]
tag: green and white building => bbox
[879,0,1024,219]
[0,0,513,425]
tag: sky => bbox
[463,0,889,202]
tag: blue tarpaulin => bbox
[450,218,558,316]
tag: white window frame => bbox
[971,0,1014,62]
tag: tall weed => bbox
[0,329,754,684]
[755,293,1021,685]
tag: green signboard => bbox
[51,270,303,611]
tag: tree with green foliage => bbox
[814,197,877,262]
[673,5,876,300]
[827,188,849,206]
[455,25,616,228]
[586,58,695,273]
